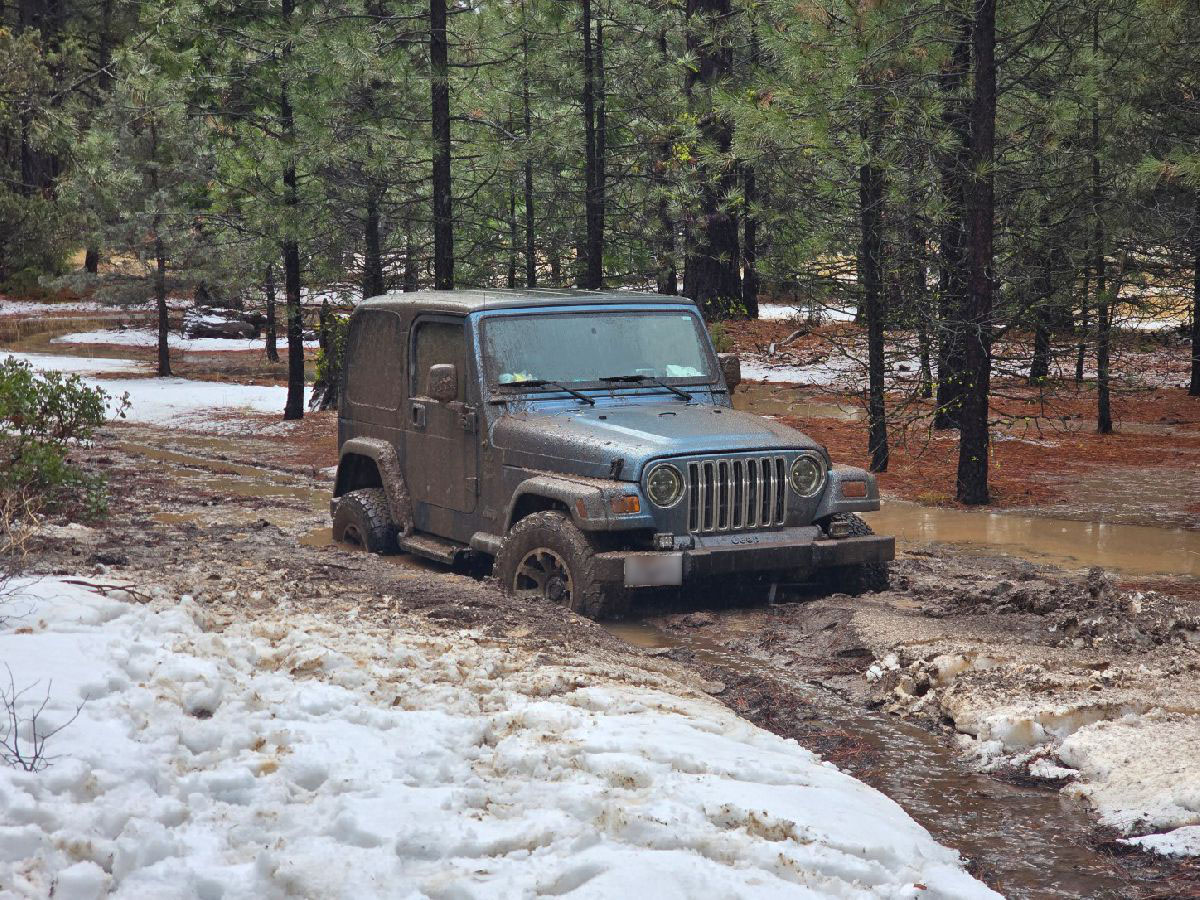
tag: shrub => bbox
[0,358,123,523]
[709,323,734,354]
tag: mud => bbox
[29,424,1195,898]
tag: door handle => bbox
[410,401,427,428]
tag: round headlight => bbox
[646,463,685,508]
[789,455,825,497]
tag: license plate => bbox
[624,553,683,587]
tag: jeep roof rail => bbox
[358,288,702,316]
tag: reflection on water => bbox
[865,501,1200,578]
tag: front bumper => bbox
[593,527,895,587]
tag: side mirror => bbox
[717,353,742,390]
[428,363,459,403]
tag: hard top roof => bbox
[357,288,700,316]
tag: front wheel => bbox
[494,511,627,619]
[331,488,395,554]
[815,513,890,595]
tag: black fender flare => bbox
[336,437,414,536]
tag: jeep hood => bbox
[492,402,825,479]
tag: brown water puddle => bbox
[606,620,1134,900]
[866,501,1200,578]
[732,382,862,421]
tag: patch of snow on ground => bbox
[2,352,304,429]
[759,304,857,323]
[53,329,320,352]
[1123,826,1200,858]
[0,578,998,898]
[1,351,147,376]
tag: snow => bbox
[759,304,858,323]
[0,351,146,376]
[1123,826,1200,858]
[0,577,997,898]
[52,329,319,353]
[2,352,305,429]
[0,300,110,317]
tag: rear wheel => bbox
[815,513,889,595]
[494,511,628,619]
[331,488,395,554]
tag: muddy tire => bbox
[332,488,395,554]
[494,511,628,619]
[816,513,889,595]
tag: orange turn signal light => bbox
[609,494,641,515]
[840,480,868,498]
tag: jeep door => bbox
[405,316,479,523]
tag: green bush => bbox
[0,358,123,520]
[709,323,734,354]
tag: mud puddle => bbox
[733,382,862,421]
[865,501,1200,577]
[606,620,1133,899]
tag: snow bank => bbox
[0,578,996,899]
[2,352,304,429]
[53,329,319,352]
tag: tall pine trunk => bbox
[1190,191,1199,396]
[1092,12,1112,435]
[683,0,740,318]
[859,104,888,474]
[522,23,536,287]
[281,0,305,421]
[430,0,454,289]
[1075,264,1089,383]
[653,30,678,296]
[935,10,972,429]
[363,189,385,300]
[264,265,279,363]
[579,0,604,288]
[742,164,759,318]
[955,0,995,505]
[149,119,170,378]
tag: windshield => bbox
[481,310,716,387]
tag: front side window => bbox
[481,310,715,387]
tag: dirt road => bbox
[20,421,1192,898]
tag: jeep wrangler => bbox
[330,289,894,618]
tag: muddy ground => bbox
[15,422,1194,898]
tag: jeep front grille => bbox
[686,456,787,533]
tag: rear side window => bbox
[345,310,404,410]
[411,319,466,400]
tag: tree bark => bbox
[934,9,972,429]
[430,0,454,289]
[265,265,279,362]
[521,22,536,287]
[742,164,759,318]
[154,235,170,378]
[281,0,305,421]
[1092,12,1112,435]
[403,225,419,291]
[507,189,518,288]
[363,189,385,300]
[579,0,604,289]
[1190,191,1199,396]
[955,0,995,505]
[1076,264,1089,383]
[859,105,888,474]
[683,0,740,319]
[653,30,678,296]
[84,247,100,274]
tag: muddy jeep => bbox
[330,289,894,618]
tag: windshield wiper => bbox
[600,374,691,402]
[500,379,596,406]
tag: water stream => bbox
[605,621,1135,900]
